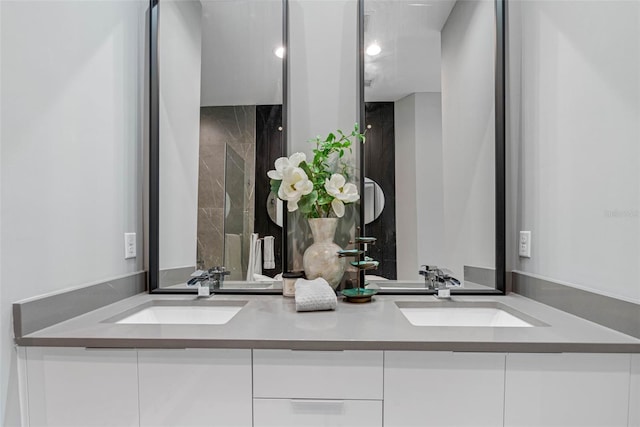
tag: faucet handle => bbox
[419,265,434,275]
[419,265,442,278]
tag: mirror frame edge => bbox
[357,0,507,295]
[148,0,290,293]
[495,0,507,295]
[358,0,366,290]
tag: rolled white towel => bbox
[294,278,337,312]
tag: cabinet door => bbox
[384,351,506,427]
[253,398,382,427]
[629,354,640,427]
[504,353,631,427]
[26,347,139,427]
[138,348,252,427]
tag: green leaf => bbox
[270,179,282,195]
[299,161,314,180]
[317,193,333,206]
[298,191,318,214]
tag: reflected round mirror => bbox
[364,177,385,224]
[266,192,283,227]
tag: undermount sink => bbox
[107,300,246,325]
[396,301,545,327]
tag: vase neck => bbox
[308,218,338,243]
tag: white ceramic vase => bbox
[302,218,346,289]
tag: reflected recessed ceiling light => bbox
[274,46,285,59]
[409,3,432,6]
[366,42,381,56]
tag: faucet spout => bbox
[419,265,461,298]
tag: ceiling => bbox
[364,0,457,102]
[198,0,456,106]
[200,0,283,107]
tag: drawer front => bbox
[253,350,383,399]
[254,399,382,427]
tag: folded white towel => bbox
[263,236,275,270]
[254,238,262,276]
[294,278,337,312]
[246,233,262,280]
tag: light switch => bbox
[519,231,531,258]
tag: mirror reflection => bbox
[364,178,385,225]
[158,0,284,289]
[363,0,497,289]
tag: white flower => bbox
[267,152,307,180]
[278,166,313,212]
[324,173,359,218]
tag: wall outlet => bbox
[124,232,136,259]
[519,231,531,258]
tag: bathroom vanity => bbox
[13,294,640,427]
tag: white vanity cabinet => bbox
[384,351,507,427]
[137,349,252,427]
[24,347,139,427]
[20,347,638,427]
[504,353,632,427]
[630,354,640,427]
[252,350,383,427]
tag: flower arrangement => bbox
[268,124,365,218]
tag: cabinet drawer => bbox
[254,398,382,427]
[253,350,383,399]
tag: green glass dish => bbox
[350,260,379,270]
[352,236,377,243]
[337,249,365,257]
[341,288,378,303]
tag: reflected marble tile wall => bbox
[197,106,256,275]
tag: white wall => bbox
[158,0,201,271]
[394,95,418,280]
[415,93,446,275]
[395,93,445,280]
[288,0,358,159]
[441,0,496,280]
[0,1,147,423]
[510,1,640,303]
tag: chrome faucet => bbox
[193,266,230,297]
[207,266,230,290]
[419,265,441,290]
[419,265,461,298]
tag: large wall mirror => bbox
[360,0,505,293]
[150,0,286,291]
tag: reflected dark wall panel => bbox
[255,105,284,276]
[364,102,397,280]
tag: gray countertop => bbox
[15,293,640,352]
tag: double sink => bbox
[106,298,545,328]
